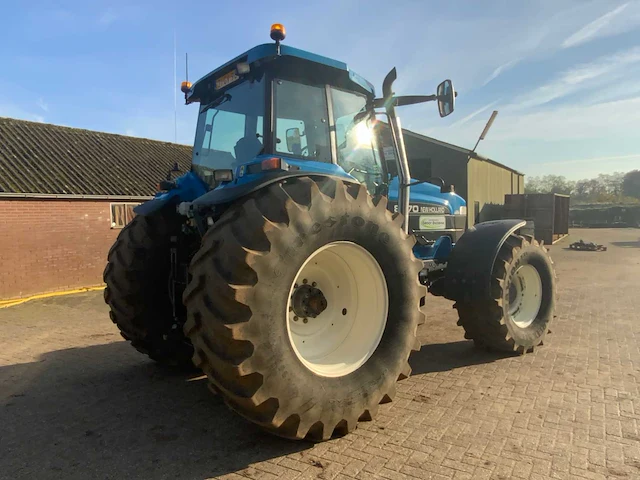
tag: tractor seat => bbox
[234,135,263,164]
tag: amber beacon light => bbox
[270,23,286,42]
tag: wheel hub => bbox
[286,241,389,378]
[291,283,327,319]
[508,264,542,328]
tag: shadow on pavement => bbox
[561,247,606,252]
[610,240,640,248]
[0,342,308,480]
[409,340,510,375]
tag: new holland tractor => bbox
[104,24,556,441]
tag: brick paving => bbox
[1,228,639,480]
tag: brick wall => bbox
[0,199,121,300]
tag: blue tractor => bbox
[104,24,556,441]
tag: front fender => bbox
[134,171,208,216]
[443,219,526,302]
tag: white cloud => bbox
[0,102,45,123]
[509,46,640,110]
[468,95,640,143]
[539,153,640,166]
[417,94,640,176]
[562,3,630,48]
[36,97,48,112]
[483,59,520,86]
[450,100,499,128]
[98,10,117,27]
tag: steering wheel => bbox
[300,146,309,157]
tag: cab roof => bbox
[190,43,375,97]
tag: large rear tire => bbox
[183,178,426,440]
[455,234,556,353]
[104,213,193,367]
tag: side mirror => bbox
[437,79,455,117]
[285,127,301,152]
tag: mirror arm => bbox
[373,95,437,109]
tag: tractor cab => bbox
[175,24,464,259]
[184,34,382,196]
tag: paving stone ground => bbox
[1,228,639,480]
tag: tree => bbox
[622,170,640,199]
[575,178,606,198]
[525,175,574,195]
[596,172,625,195]
[541,175,575,195]
[525,176,542,193]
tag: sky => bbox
[1,0,639,180]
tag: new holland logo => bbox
[392,204,447,214]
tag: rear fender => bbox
[443,219,526,302]
[192,172,353,209]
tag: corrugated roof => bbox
[0,117,192,196]
[402,129,524,176]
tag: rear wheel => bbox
[104,213,193,367]
[455,235,556,353]
[183,177,426,440]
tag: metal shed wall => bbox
[403,134,470,201]
[467,157,524,226]
[376,126,470,201]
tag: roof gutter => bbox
[467,152,524,176]
[0,192,153,201]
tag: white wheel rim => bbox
[508,264,543,328]
[286,241,388,378]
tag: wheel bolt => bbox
[303,279,308,284]
[303,318,308,324]
[294,316,299,321]
[294,283,298,288]
[312,282,317,287]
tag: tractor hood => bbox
[387,176,466,215]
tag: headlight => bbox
[455,206,467,215]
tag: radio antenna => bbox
[173,30,177,143]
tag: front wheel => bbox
[183,177,426,440]
[455,234,556,353]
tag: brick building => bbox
[0,117,191,300]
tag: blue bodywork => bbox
[388,177,466,215]
[135,170,208,216]
[137,42,467,263]
[136,155,467,262]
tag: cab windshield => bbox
[273,79,383,192]
[331,87,383,192]
[192,78,265,185]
